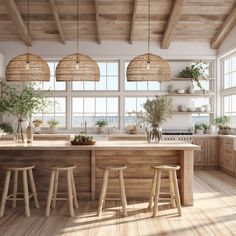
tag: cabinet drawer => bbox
[223,153,234,172]
[224,144,234,155]
[223,138,234,146]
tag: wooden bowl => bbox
[70,140,96,145]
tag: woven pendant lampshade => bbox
[55,0,100,82]
[56,53,100,81]
[126,53,171,81]
[126,0,171,82]
[5,53,50,81]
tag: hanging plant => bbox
[178,61,208,94]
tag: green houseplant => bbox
[215,116,231,135]
[95,119,108,134]
[143,96,172,142]
[178,61,208,94]
[194,122,209,134]
[0,82,51,142]
[47,119,59,134]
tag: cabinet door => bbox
[192,138,207,167]
[222,139,234,173]
[207,137,219,166]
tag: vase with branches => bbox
[143,96,173,142]
[0,82,51,143]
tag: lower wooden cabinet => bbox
[221,138,234,173]
[193,137,219,169]
[192,138,207,167]
[207,137,219,167]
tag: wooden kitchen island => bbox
[0,141,200,206]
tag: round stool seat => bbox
[47,164,76,171]
[151,164,180,171]
[5,164,35,171]
[99,165,127,171]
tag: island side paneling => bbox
[95,150,181,200]
[0,150,91,200]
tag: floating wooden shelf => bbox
[161,78,215,82]
[171,111,213,115]
[167,92,214,97]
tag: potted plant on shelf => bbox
[0,122,13,133]
[0,82,50,143]
[47,119,59,134]
[177,61,208,94]
[32,119,43,134]
[215,116,231,135]
[126,110,145,134]
[143,96,173,142]
[95,120,108,134]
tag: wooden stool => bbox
[97,165,128,217]
[0,164,39,217]
[148,164,182,217]
[45,164,78,217]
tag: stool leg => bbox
[52,170,59,209]
[169,170,176,209]
[148,169,157,209]
[119,170,128,217]
[172,170,182,217]
[0,170,11,217]
[28,169,40,209]
[67,170,74,217]
[23,170,30,217]
[153,170,161,218]
[70,170,79,209]
[12,170,18,209]
[45,170,55,217]
[97,170,109,217]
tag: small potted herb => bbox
[47,119,59,134]
[33,119,43,134]
[194,123,205,135]
[215,116,231,135]
[0,122,13,133]
[95,119,108,134]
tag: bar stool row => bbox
[0,163,182,218]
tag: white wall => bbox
[0,41,216,131]
[0,41,216,64]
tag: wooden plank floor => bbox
[0,170,236,236]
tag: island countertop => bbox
[0,140,200,151]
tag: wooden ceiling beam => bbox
[129,0,138,44]
[211,3,236,49]
[49,0,65,44]
[161,0,184,49]
[2,0,32,46]
[94,0,101,44]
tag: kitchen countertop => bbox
[0,140,200,151]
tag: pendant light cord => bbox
[27,0,29,63]
[76,0,79,62]
[148,0,150,54]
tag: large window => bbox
[221,52,236,128]
[223,95,236,127]
[223,55,236,89]
[72,97,119,127]
[72,62,119,91]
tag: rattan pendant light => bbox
[56,0,100,81]
[126,0,171,81]
[5,0,50,82]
